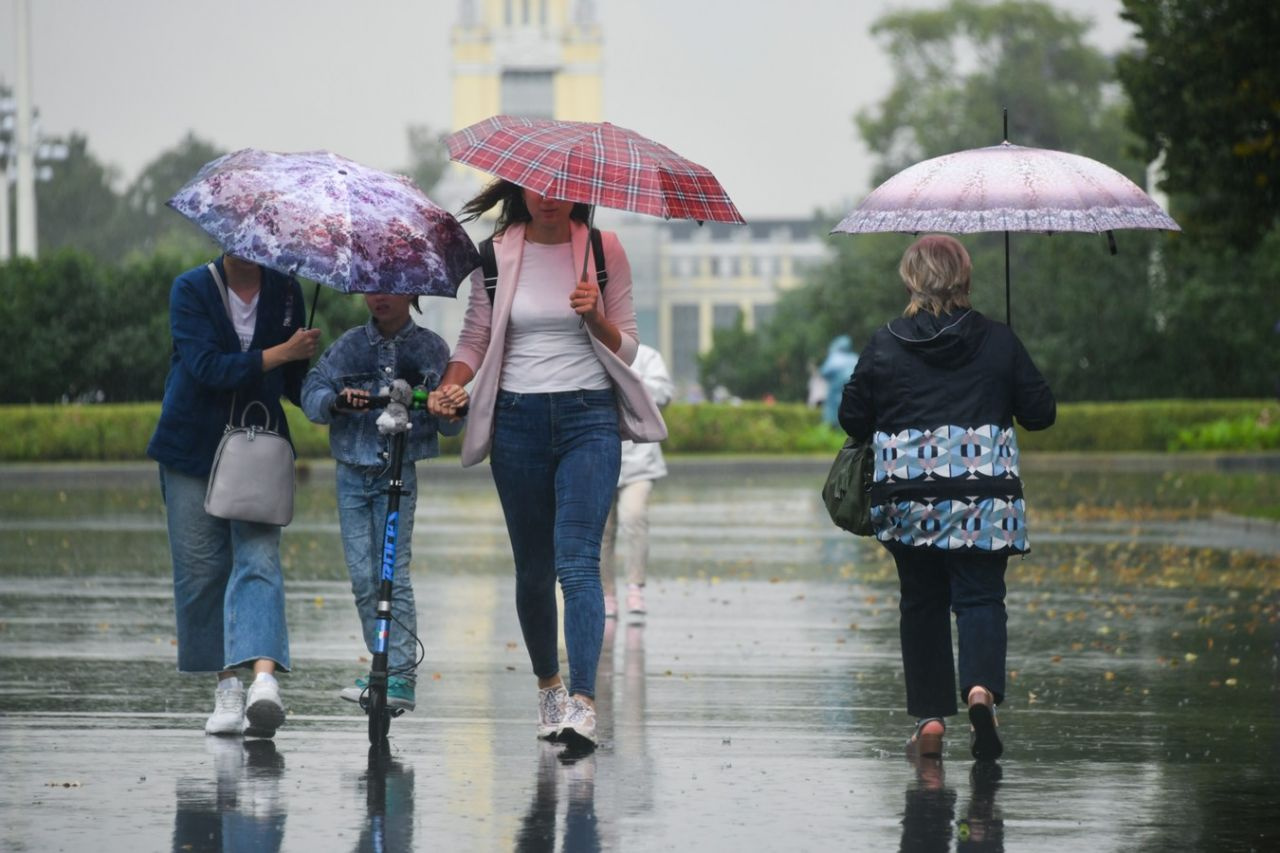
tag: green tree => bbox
[35,133,132,262]
[857,0,1137,182]
[1116,0,1280,251]
[122,132,225,257]
[401,124,449,195]
[705,0,1174,403]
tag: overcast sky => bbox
[0,0,1133,219]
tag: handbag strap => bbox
[207,261,233,318]
[207,262,240,427]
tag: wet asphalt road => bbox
[1,458,1278,851]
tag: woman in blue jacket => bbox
[148,253,320,739]
[838,235,1055,762]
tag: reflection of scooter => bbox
[358,380,429,746]
[359,742,415,853]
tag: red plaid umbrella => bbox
[445,116,745,225]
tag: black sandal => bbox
[906,716,945,758]
[967,688,1003,761]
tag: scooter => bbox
[360,380,429,746]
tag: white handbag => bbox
[204,399,295,526]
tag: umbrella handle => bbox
[307,281,320,330]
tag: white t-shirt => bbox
[229,288,259,352]
[501,240,611,392]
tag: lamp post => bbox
[13,0,36,258]
[0,95,13,261]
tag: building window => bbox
[713,304,741,329]
[504,0,513,26]
[501,70,554,118]
[753,303,776,330]
[671,304,700,382]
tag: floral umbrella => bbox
[168,148,481,323]
[832,131,1179,326]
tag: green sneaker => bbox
[387,677,416,712]
[338,677,416,712]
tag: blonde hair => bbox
[899,235,973,318]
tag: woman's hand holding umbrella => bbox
[262,327,321,372]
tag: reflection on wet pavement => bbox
[1,459,1278,851]
[173,739,287,853]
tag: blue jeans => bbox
[892,548,1008,719]
[337,459,419,681]
[490,388,621,700]
[159,465,290,673]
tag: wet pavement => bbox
[1,457,1278,852]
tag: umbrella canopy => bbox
[445,116,745,224]
[168,148,480,300]
[831,138,1180,326]
[832,141,1179,235]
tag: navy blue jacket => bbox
[147,258,308,477]
[838,310,1055,554]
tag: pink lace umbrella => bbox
[832,133,1179,326]
[168,148,481,325]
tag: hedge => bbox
[0,399,1276,462]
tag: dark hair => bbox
[458,179,591,235]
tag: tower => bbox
[451,0,603,129]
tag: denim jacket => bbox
[302,318,463,467]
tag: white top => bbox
[229,289,259,352]
[501,239,611,392]
[618,344,675,486]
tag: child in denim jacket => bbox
[302,294,466,712]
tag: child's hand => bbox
[333,387,370,413]
[429,384,469,421]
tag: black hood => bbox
[886,309,989,368]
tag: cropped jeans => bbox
[336,459,419,681]
[490,388,621,700]
[892,548,1008,719]
[159,465,290,673]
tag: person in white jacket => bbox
[601,343,674,620]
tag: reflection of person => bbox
[819,335,859,428]
[147,254,320,738]
[430,179,663,750]
[515,743,600,853]
[838,235,1055,761]
[301,293,465,713]
[900,755,955,853]
[958,763,1004,852]
[601,343,674,620]
[172,736,286,851]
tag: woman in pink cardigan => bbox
[431,179,665,750]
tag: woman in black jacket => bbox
[839,235,1056,762]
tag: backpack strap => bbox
[479,237,499,304]
[589,227,608,290]
[480,228,608,304]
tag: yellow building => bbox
[451,0,603,129]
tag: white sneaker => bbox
[205,679,245,736]
[557,695,598,748]
[243,676,285,739]
[537,683,569,740]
